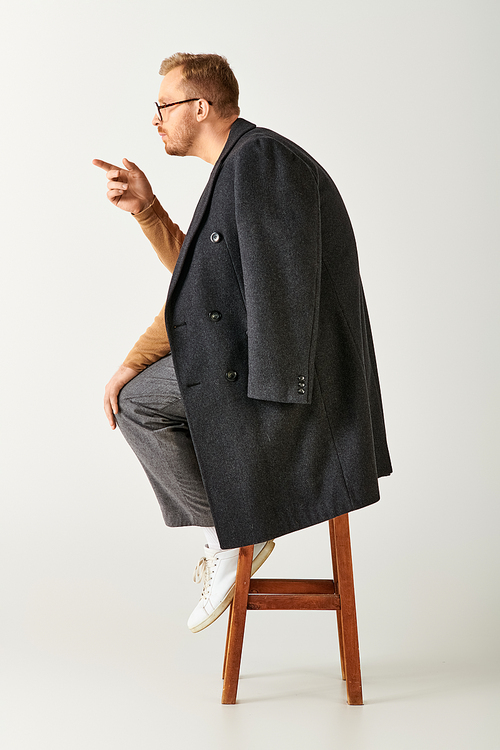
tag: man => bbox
[93,53,392,634]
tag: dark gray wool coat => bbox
[164,118,392,549]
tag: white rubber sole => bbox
[189,540,275,633]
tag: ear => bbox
[196,99,211,123]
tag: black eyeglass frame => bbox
[155,98,213,121]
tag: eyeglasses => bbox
[154,98,213,121]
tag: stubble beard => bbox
[163,108,197,157]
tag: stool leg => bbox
[221,545,253,704]
[329,519,346,680]
[222,601,233,681]
[333,514,363,705]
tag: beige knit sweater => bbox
[122,197,185,372]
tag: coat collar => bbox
[166,118,256,305]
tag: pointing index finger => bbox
[92,158,122,172]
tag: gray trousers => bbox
[115,355,215,527]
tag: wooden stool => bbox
[221,513,363,705]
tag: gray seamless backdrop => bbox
[1,1,499,748]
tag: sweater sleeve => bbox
[122,198,186,371]
[123,303,171,372]
[132,196,185,273]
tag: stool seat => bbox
[221,514,363,705]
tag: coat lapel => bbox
[167,118,256,303]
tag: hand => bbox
[92,157,155,214]
[104,364,140,429]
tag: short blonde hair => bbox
[159,53,240,119]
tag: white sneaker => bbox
[188,540,275,633]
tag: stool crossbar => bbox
[221,513,363,705]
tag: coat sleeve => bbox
[234,136,321,404]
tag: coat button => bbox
[210,232,221,243]
[225,371,238,382]
[208,311,222,322]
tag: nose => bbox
[152,112,161,126]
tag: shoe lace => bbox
[193,555,218,601]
